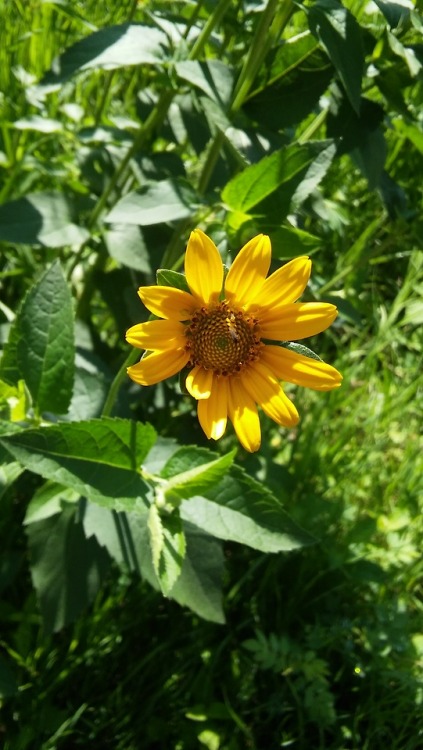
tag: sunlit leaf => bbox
[0,418,156,512]
[105,179,200,226]
[0,261,74,414]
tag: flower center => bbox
[184,303,262,375]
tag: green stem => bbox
[188,0,232,60]
[230,0,294,114]
[101,347,140,418]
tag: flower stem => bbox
[101,347,140,418]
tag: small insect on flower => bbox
[126,229,342,452]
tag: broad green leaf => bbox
[175,60,234,108]
[104,224,152,273]
[221,142,329,213]
[181,465,314,553]
[373,0,410,29]
[105,179,199,226]
[40,24,170,86]
[307,0,364,114]
[156,269,191,293]
[7,261,74,414]
[148,505,186,595]
[24,482,80,525]
[160,446,236,504]
[13,115,62,133]
[0,418,156,512]
[269,226,322,259]
[0,192,89,247]
[83,502,225,623]
[26,504,110,632]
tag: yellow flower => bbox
[126,229,342,452]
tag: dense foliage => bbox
[0,0,422,748]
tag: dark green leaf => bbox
[105,179,200,226]
[26,504,110,632]
[307,0,364,113]
[0,192,89,247]
[0,261,74,414]
[0,418,156,512]
[0,656,19,697]
[83,503,225,623]
[373,0,411,29]
[175,60,234,108]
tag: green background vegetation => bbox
[0,0,422,748]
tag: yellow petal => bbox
[247,256,311,310]
[138,286,197,320]
[241,362,299,427]
[259,302,338,340]
[262,345,343,391]
[197,376,228,440]
[184,229,224,304]
[225,234,271,307]
[227,376,261,452]
[126,320,186,351]
[185,365,213,400]
[127,348,189,386]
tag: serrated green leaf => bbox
[105,179,200,226]
[161,446,236,503]
[39,24,170,86]
[148,505,186,595]
[0,192,89,247]
[181,465,314,553]
[156,269,191,293]
[221,142,330,214]
[83,503,224,623]
[307,0,364,114]
[8,261,75,414]
[0,418,156,512]
[26,504,110,632]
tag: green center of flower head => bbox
[185,303,262,375]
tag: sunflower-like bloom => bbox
[126,230,342,452]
